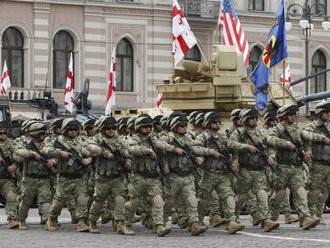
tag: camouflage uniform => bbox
[0,127,19,229]
[267,104,326,230]
[228,109,279,232]
[305,101,330,221]
[15,122,55,229]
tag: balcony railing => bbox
[178,0,220,18]
[8,88,45,101]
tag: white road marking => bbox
[214,229,330,243]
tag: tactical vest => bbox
[275,126,304,166]
[204,137,228,171]
[312,125,330,163]
[23,160,50,178]
[237,130,265,170]
[134,140,160,177]
[0,164,9,179]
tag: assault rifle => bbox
[171,138,199,165]
[54,139,92,173]
[0,145,13,176]
[27,141,56,173]
[245,132,280,175]
[144,136,171,189]
[207,135,231,170]
[100,140,125,166]
[283,128,305,161]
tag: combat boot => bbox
[284,214,299,224]
[116,220,125,234]
[46,216,58,232]
[227,221,245,234]
[77,218,90,232]
[123,224,135,236]
[263,219,280,232]
[156,224,171,237]
[210,214,226,227]
[319,217,326,225]
[18,221,28,230]
[300,216,320,230]
[251,212,261,226]
[7,218,19,229]
[89,222,100,234]
[190,222,207,236]
[177,216,189,229]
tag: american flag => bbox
[219,0,249,65]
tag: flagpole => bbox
[196,43,208,64]
[282,59,286,105]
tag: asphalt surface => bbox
[0,209,330,248]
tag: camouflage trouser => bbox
[49,176,88,219]
[308,163,330,218]
[236,168,271,221]
[124,174,164,225]
[0,179,18,220]
[281,188,292,215]
[18,177,53,221]
[270,165,310,220]
[164,174,199,225]
[198,171,236,222]
[89,175,126,223]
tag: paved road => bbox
[1,209,330,248]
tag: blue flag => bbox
[249,0,288,111]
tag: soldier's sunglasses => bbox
[0,132,7,135]
[68,128,79,132]
[104,126,116,130]
[178,124,187,128]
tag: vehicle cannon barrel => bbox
[296,91,330,106]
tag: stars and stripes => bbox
[0,61,11,96]
[64,53,75,114]
[105,48,116,115]
[172,0,197,65]
[219,0,250,65]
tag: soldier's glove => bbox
[59,150,71,159]
[246,145,258,154]
[209,149,221,160]
[31,152,41,161]
[174,147,185,156]
[287,142,296,151]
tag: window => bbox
[1,27,24,88]
[312,0,327,16]
[248,0,264,11]
[53,30,74,89]
[248,46,262,76]
[185,45,201,62]
[311,50,327,94]
[116,38,133,92]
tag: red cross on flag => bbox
[156,93,164,108]
[64,53,75,114]
[279,64,292,93]
[172,0,197,65]
[105,48,116,115]
[0,61,11,95]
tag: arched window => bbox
[312,0,327,16]
[248,46,262,75]
[1,27,24,88]
[248,0,264,11]
[53,30,74,89]
[185,45,201,62]
[116,38,133,92]
[311,50,327,94]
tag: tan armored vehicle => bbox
[156,45,296,116]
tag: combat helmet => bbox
[188,111,200,124]
[28,122,47,137]
[62,118,80,134]
[127,116,137,131]
[134,115,153,131]
[21,119,39,133]
[83,119,96,130]
[277,104,299,119]
[99,116,117,130]
[240,109,259,123]
[230,109,242,121]
[204,111,221,127]
[117,117,129,132]
[50,118,63,130]
[153,115,163,125]
[194,112,205,126]
[315,100,330,115]
[264,110,277,123]
[170,113,188,131]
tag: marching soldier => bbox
[0,122,19,229]
[306,100,330,224]
[228,109,280,232]
[268,104,330,230]
[45,118,99,232]
[15,122,56,229]
[197,112,244,234]
[226,109,242,138]
[123,114,183,237]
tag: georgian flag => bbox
[172,0,197,65]
[0,61,11,95]
[105,48,116,115]
[279,64,292,93]
[64,53,75,114]
[156,93,164,108]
